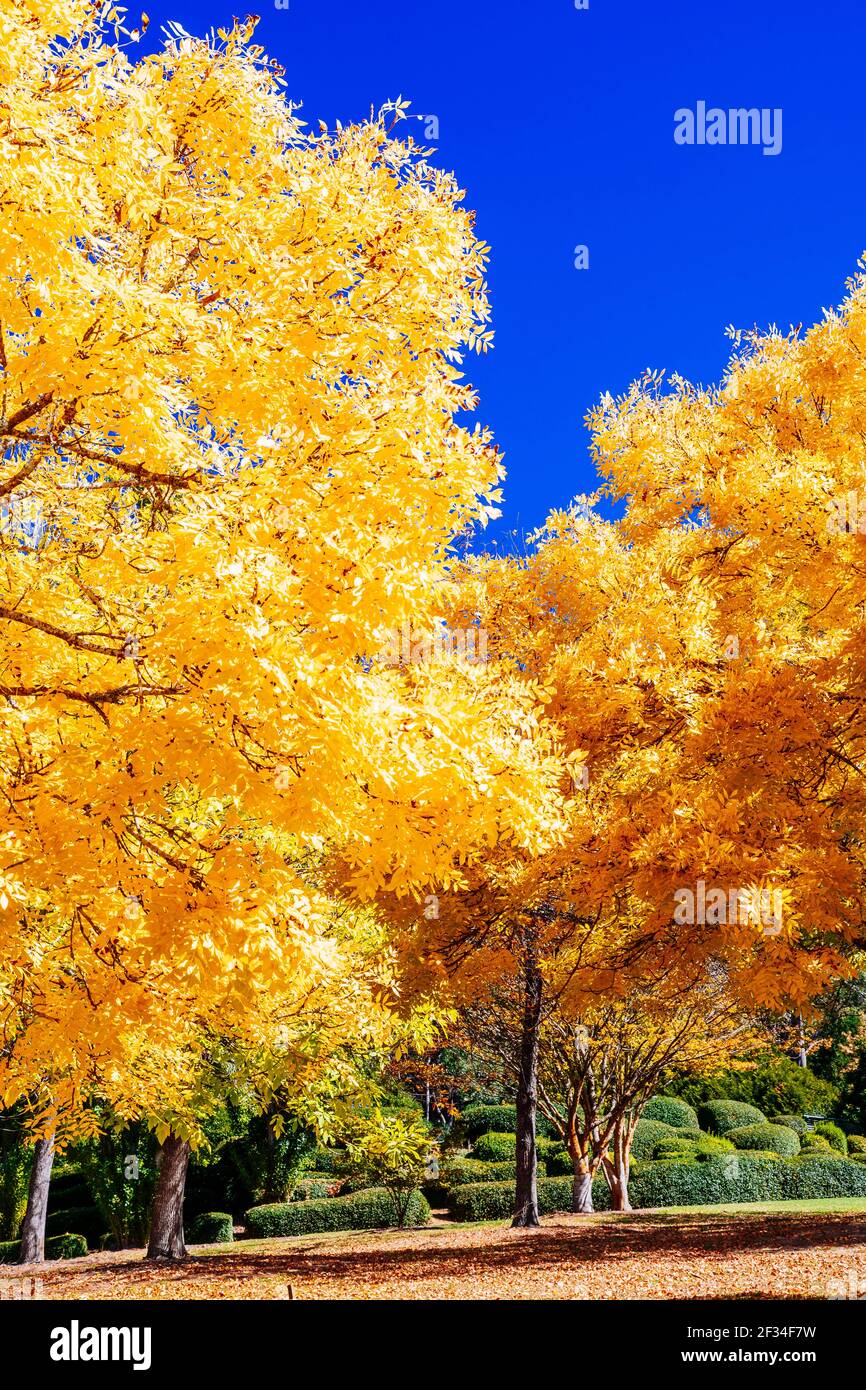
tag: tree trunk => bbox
[146,1135,190,1260]
[604,1118,633,1211]
[18,1133,55,1265]
[607,1160,632,1212]
[571,1165,594,1213]
[512,949,543,1229]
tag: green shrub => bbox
[800,1132,833,1153]
[291,1177,340,1201]
[338,1174,375,1196]
[245,1187,430,1238]
[773,1113,808,1136]
[472,1132,515,1163]
[46,1232,89,1259]
[458,1104,555,1141]
[544,1146,573,1177]
[667,1057,838,1118]
[813,1121,847,1155]
[642,1096,700,1130]
[787,1155,866,1200]
[0,1129,31,1241]
[632,1118,678,1159]
[460,1105,516,1140]
[0,1232,89,1263]
[847,1135,866,1155]
[849,1153,866,1165]
[444,1150,866,1221]
[72,1121,159,1248]
[187,1212,233,1244]
[698,1100,767,1135]
[652,1135,735,1162]
[48,1172,92,1209]
[630,1154,790,1207]
[442,1157,546,1186]
[45,1204,106,1246]
[727,1123,800,1157]
[306,1147,349,1175]
[447,1174,611,1222]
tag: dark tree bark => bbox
[146,1135,190,1260]
[18,1133,55,1264]
[512,948,543,1228]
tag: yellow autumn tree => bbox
[0,0,565,1257]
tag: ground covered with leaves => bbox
[4,1201,866,1300]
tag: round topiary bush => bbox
[472,1131,515,1163]
[187,1211,233,1244]
[632,1118,678,1159]
[800,1131,833,1153]
[773,1113,808,1135]
[459,1105,556,1141]
[698,1099,767,1135]
[813,1121,848,1154]
[642,1096,700,1131]
[727,1123,800,1157]
[440,1157,545,1185]
[847,1135,866,1155]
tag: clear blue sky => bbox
[139,0,866,542]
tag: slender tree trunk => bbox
[146,1135,190,1260]
[606,1157,632,1212]
[604,1119,633,1211]
[797,1014,807,1068]
[571,1162,594,1214]
[512,949,543,1229]
[18,1133,55,1265]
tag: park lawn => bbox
[4,1200,866,1300]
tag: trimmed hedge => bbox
[245,1187,430,1238]
[0,1232,88,1263]
[847,1135,866,1155]
[698,1100,767,1135]
[472,1132,515,1163]
[187,1212,233,1244]
[632,1118,678,1159]
[800,1132,833,1153]
[44,1205,106,1247]
[787,1155,866,1198]
[642,1096,700,1131]
[728,1123,801,1158]
[441,1158,547,1186]
[445,1152,866,1221]
[544,1146,573,1177]
[291,1177,340,1201]
[459,1104,555,1141]
[631,1153,866,1207]
[774,1113,808,1136]
[448,1175,611,1222]
[653,1135,735,1162]
[813,1121,847,1155]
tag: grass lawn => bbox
[3,1200,866,1300]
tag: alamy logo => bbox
[673,879,783,935]
[49,1320,152,1372]
[675,102,782,156]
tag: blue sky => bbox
[139,0,866,543]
